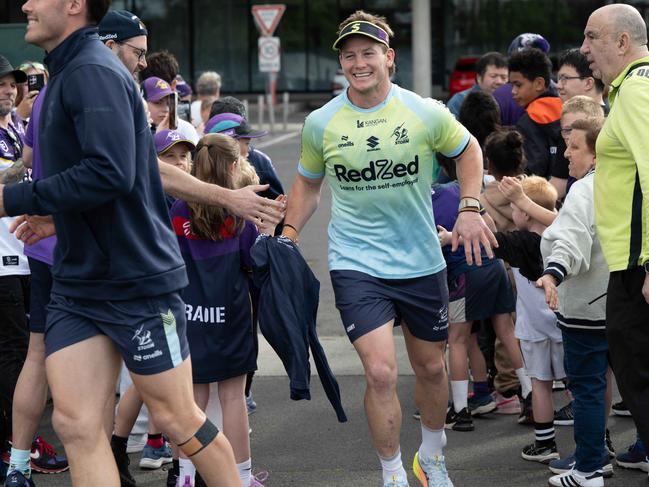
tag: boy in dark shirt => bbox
[509,48,569,196]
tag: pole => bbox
[257,94,265,129]
[266,93,275,133]
[412,0,432,97]
[282,92,289,131]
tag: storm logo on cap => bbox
[332,20,390,50]
[156,79,169,90]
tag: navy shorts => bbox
[448,260,516,323]
[330,269,449,343]
[45,291,190,375]
[27,257,52,334]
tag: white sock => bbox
[237,458,252,487]
[450,380,469,412]
[179,458,196,486]
[419,423,447,459]
[378,448,407,485]
[515,368,532,398]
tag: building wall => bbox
[2,0,647,95]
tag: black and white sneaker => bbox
[554,402,574,426]
[611,400,631,417]
[548,454,613,478]
[548,469,604,487]
[521,441,559,463]
[445,407,474,432]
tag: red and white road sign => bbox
[258,36,280,72]
[251,4,286,37]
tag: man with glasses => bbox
[98,9,148,80]
[556,48,606,111]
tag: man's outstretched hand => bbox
[10,215,56,245]
[452,210,498,266]
[228,184,286,228]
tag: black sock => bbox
[173,458,179,476]
[501,388,518,399]
[534,421,555,447]
[111,434,128,451]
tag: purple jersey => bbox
[0,111,25,165]
[23,86,56,266]
[493,83,525,126]
[432,182,493,279]
[170,200,258,383]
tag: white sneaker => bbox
[413,452,453,487]
[383,474,409,487]
[548,469,604,487]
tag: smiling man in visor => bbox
[281,10,495,487]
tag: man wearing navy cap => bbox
[98,9,148,80]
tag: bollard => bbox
[266,93,275,133]
[257,95,264,130]
[282,92,289,131]
[243,99,249,119]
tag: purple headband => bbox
[332,20,390,50]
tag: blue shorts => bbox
[45,292,190,375]
[448,260,516,323]
[28,257,52,334]
[330,269,449,343]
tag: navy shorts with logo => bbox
[330,269,449,343]
[27,257,53,334]
[45,291,189,375]
[448,260,516,324]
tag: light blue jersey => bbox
[299,84,470,279]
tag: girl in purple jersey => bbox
[171,134,274,487]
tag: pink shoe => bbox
[494,392,521,414]
[250,470,269,486]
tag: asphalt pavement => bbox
[30,119,648,486]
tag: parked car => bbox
[448,56,479,98]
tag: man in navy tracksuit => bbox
[0,1,239,485]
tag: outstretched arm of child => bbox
[536,274,559,310]
[499,176,557,227]
[436,225,453,247]
[257,194,287,235]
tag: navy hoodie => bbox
[251,235,347,423]
[4,27,187,300]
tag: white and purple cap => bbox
[508,33,550,56]
[154,129,196,154]
[142,76,174,102]
[204,113,268,139]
